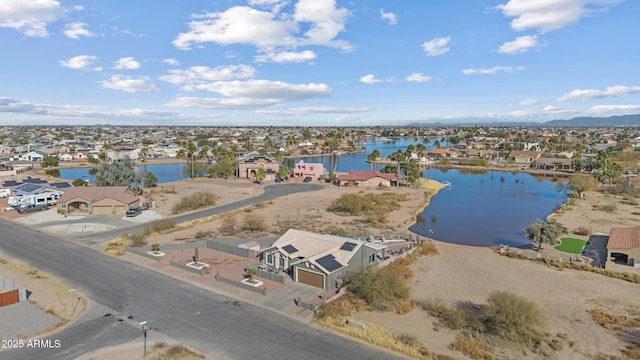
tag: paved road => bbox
[70,182,324,245]
[0,184,406,360]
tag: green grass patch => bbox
[554,237,588,255]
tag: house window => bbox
[310,166,314,171]
[85,204,89,209]
[369,254,375,263]
[266,253,273,265]
[279,257,285,268]
[61,203,66,208]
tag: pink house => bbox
[293,160,326,180]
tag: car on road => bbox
[126,207,142,217]
[303,176,312,182]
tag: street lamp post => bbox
[140,321,148,358]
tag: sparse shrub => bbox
[145,219,176,234]
[395,333,422,348]
[448,337,494,360]
[194,231,210,240]
[346,265,412,313]
[126,232,147,247]
[171,191,219,214]
[573,226,592,236]
[243,213,266,232]
[482,291,541,341]
[599,204,617,212]
[328,227,349,237]
[417,298,469,330]
[219,215,238,236]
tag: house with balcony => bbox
[237,156,279,181]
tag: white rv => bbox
[8,192,60,208]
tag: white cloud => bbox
[557,85,640,102]
[405,73,433,83]
[498,35,541,54]
[186,79,331,100]
[518,98,540,106]
[100,75,160,93]
[159,65,256,85]
[587,104,640,114]
[294,0,352,50]
[113,57,141,70]
[255,50,317,63]
[496,0,623,33]
[163,58,180,66]
[63,22,95,40]
[380,9,397,25]
[0,0,64,37]
[462,66,524,75]
[360,74,384,84]
[59,55,97,70]
[508,110,534,117]
[257,106,370,116]
[167,79,332,109]
[421,37,451,56]
[173,1,352,52]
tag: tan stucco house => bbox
[337,170,398,187]
[237,156,279,181]
[57,186,140,215]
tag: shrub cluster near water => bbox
[327,192,408,226]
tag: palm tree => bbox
[177,141,197,179]
[366,149,381,170]
[246,267,258,283]
[523,219,567,251]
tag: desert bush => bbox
[346,265,412,313]
[194,231,211,240]
[143,219,176,235]
[573,226,592,236]
[599,204,617,212]
[126,232,147,247]
[417,298,469,330]
[317,293,368,318]
[482,291,541,341]
[328,193,375,215]
[243,213,266,232]
[448,337,494,360]
[171,191,218,214]
[219,215,238,236]
[588,309,630,331]
[415,241,439,256]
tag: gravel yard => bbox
[0,301,60,340]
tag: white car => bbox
[4,206,15,211]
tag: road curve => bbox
[0,183,406,360]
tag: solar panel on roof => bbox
[340,242,357,251]
[283,244,298,254]
[316,255,342,272]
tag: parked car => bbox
[126,207,142,217]
[17,203,48,214]
[303,176,312,182]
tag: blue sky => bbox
[1,0,639,126]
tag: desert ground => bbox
[2,171,640,359]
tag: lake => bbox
[410,168,568,247]
[55,139,567,248]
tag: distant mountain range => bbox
[407,114,640,127]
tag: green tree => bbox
[143,172,158,187]
[256,167,266,184]
[41,156,59,168]
[72,178,87,187]
[95,156,136,187]
[208,156,235,178]
[404,161,421,185]
[567,174,598,198]
[523,219,567,251]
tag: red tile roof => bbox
[59,186,138,205]
[608,226,640,250]
[338,170,398,182]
